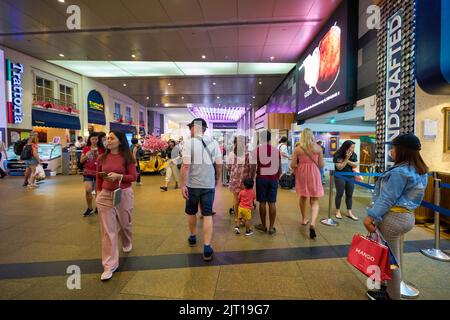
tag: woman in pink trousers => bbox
[96,130,137,281]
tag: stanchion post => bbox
[400,235,420,299]
[420,178,450,262]
[321,170,338,226]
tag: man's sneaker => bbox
[255,224,267,233]
[245,229,254,236]
[23,181,29,187]
[188,235,197,246]
[366,290,391,300]
[123,244,132,253]
[160,186,168,192]
[83,208,94,217]
[234,226,240,235]
[268,227,277,235]
[203,245,213,261]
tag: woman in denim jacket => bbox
[364,133,428,300]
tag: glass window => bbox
[126,107,132,120]
[35,76,53,101]
[59,84,73,105]
[114,103,121,119]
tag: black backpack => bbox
[14,139,28,156]
[279,173,295,189]
[20,144,33,160]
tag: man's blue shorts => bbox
[256,177,278,203]
[185,188,215,216]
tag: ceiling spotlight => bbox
[155,104,159,106]
[181,96,185,99]
[168,83,171,86]
[146,97,149,100]
[258,81,262,85]
[58,0,65,3]
[270,56,275,61]
[58,53,64,57]
[252,96,256,99]
[201,55,206,59]
[212,82,216,86]
[131,54,137,58]
[217,96,220,99]
[164,103,169,107]
[123,83,127,87]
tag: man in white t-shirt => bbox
[180,118,223,262]
[278,136,291,175]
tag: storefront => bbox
[87,89,106,134]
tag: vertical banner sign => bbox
[6,59,24,124]
[385,11,402,169]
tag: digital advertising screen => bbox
[296,0,357,121]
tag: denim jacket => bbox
[367,163,428,224]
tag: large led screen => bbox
[297,0,357,121]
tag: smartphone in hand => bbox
[98,172,108,178]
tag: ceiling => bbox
[0,0,343,123]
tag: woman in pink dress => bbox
[227,136,256,233]
[291,128,324,239]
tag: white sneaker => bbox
[100,266,117,281]
[92,190,96,195]
[123,244,132,253]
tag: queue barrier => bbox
[325,170,450,299]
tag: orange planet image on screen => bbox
[316,25,341,94]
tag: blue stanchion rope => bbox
[332,172,450,217]
[441,182,450,190]
[333,172,383,177]
[332,174,375,190]
[421,201,450,217]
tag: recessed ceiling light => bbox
[59,53,64,57]
[58,0,65,3]
[146,97,149,100]
[168,83,171,86]
[181,96,185,99]
[201,55,206,59]
[270,56,275,61]
[258,81,262,85]
[131,54,136,58]
[164,103,169,107]
[217,96,220,99]
[212,82,216,86]
[156,104,159,106]
[123,83,127,87]
[252,96,256,99]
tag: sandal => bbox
[347,215,359,221]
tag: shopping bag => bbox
[35,164,46,181]
[347,234,392,281]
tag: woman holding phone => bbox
[80,132,104,217]
[96,131,137,281]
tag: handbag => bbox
[347,233,392,281]
[112,175,123,207]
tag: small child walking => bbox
[234,178,256,236]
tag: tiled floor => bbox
[0,174,449,300]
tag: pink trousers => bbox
[96,187,134,272]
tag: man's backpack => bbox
[14,139,28,156]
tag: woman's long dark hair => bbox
[335,140,355,160]
[394,145,429,175]
[101,131,135,167]
[86,132,104,149]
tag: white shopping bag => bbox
[35,164,46,181]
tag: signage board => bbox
[6,59,24,124]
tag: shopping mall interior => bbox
[0,0,449,302]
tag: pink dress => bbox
[295,152,324,197]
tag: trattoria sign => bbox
[385,11,402,169]
[6,59,24,124]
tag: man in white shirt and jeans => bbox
[180,118,223,261]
